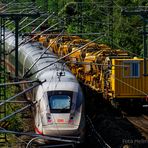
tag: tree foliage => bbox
[45,0,147,56]
[5,0,148,57]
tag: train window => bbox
[48,91,73,113]
[49,95,71,112]
[132,63,139,76]
[123,61,140,78]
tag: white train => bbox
[4,29,85,146]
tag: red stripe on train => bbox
[35,127,43,135]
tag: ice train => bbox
[4,30,85,145]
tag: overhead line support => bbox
[0,13,40,79]
[122,10,148,76]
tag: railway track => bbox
[85,115,111,148]
[126,115,148,139]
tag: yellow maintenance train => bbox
[36,34,148,108]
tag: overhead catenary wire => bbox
[23,30,65,78]
[1,6,11,13]
[113,41,140,57]
[111,4,145,57]
[0,129,80,144]
[4,4,39,28]
[106,35,140,57]
[113,1,122,10]
[0,100,29,103]
[0,80,45,107]
[0,103,35,122]
[2,1,35,7]
[0,0,15,12]
[5,9,46,40]
[19,13,48,32]
[2,1,38,12]
[4,6,38,14]
[0,80,45,124]
[19,9,40,25]
[0,79,39,86]
[64,60,130,67]
[22,32,103,37]
[0,127,27,145]
[31,13,54,33]
[5,9,40,40]
[25,34,106,78]
[5,9,32,27]
[19,20,62,46]
[112,8,143,43]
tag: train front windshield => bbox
[48,91,73,113]
[50,95,71,110]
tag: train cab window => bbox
[123,61,140,78]
[50,95,70,109]
[49,96,71,113]
[48,91,72,113]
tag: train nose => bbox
[42,124,79,135]
[42,113,80,135]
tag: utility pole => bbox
[78,0,83,37]
[0,16,7,143]
[44,0,48,12]
[0,13,40,79]
[108,0,113,48]
[122,10,148,76]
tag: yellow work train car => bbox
[36,34,148,107]
[110,58,148,105]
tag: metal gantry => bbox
[122,9,148,76]
[0,1,40,145]
[0,13,40,78]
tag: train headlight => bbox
[46,113,52,124]
[69,116,74,124]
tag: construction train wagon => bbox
[36,34,148,108]
[110,58,148,106]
